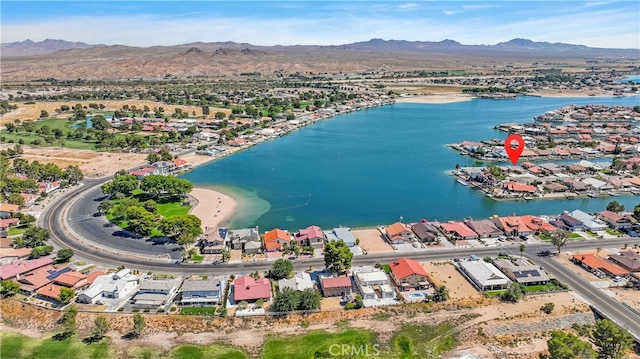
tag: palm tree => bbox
[432,285,449,302]
[596,247,602,257]
[519,243,526,259]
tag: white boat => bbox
[456,179,469,186]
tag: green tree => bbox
[215,111,226,120]
[634,204,640,221]
[519,243,526,259]
[432,285,449,302]
[159,214,202,245]
[30,245,54,259]
[500,282,525,303]
[272,288,299,312]
[0,279,20,297]
[606,201,625,213]
[143,199,157,214]
[7,193,25,206]
[102,174,139,196]
[40,110,49,118]
[551,230,570,254]
[61,304,78,335]
[202,106,210,116]
[146,152,161,164]
[92,316,110,340]
[591,319,633,359]
[540,302,555,314]
[546,330,596,359]
[20,226,50,248]
[324,240,353,274]
[125,206,157,237]
[297,288,321,311]
[57,287,76,304]
[91,115,111,131]
[131,313,145,338]
[268,258,294,280]
[55,248,74,263]
[97,200,113,214]
[64,165,84,185]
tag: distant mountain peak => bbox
[1,38,99,57]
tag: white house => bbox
[76,269,139,304]
[569,209,607,232]
[130,277,182,309]
[278,272,315,292]
[324,227,357,247]
[352,266,394,300]
[458,260,512,291]
[180,276,226,306]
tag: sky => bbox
[1,1,639,49]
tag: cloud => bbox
[443,10,460,16]
[397,3,419,10]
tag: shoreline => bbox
[188,187,238,230]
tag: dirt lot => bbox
[0,145,146,178]
[426,261,484,301]
[352,228,393,253]
[609,287,640,310]
[0,99,230,125]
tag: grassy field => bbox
[180,307,218,315]
[261,329,378,359]
[390,322,457,358]
[156,201,191,217]
[168,344,247,359]
[7,226,29,236]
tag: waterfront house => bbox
[569,210,607,232]
[504,182,537,194]
[464,220,503,238]
[492,216,531,237]
[608,251,640,272]
[439,221,479,240]
[324,227,357,247]
[559,213,584,232]
[385,222,414,244]
[151,161,177,176]
[278,271,315,292]
[130,277,182,309]
[572,254,628,277]
[199,227,229,254]
[458,260,512,291]
[320,276,352,297]
[411,220,439,242]
[0,203,19,219]
[172,157,188,170]
[352,266,394,300]
[295,225,325,249]
[263,228,291,252]
[520,215,559,234]
[180,276,226,306]
[493,258,549,286]
[388,258,430,291]
[598,210,632,230]
[228,227,262,253]
[233,276,271,303]
[77,269,139,304]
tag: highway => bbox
[41,178,640,342]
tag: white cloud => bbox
[443,10,460,16]
[397,3,419,10]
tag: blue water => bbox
[616,74,640,84]
[181,95,640,230]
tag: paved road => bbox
[41,178,640,342]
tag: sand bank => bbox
[395,94,474,104]
[189,187,238,229]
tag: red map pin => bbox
[505,134,525,165]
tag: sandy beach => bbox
[395,94,474,104]
[188,187,238,229]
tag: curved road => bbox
[42,178,640,341]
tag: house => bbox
[76,269,139,304]
[128,168,156,180]
[411,220,439,242]
[520,215,559,233]
[608,251,640,272]
[439,221,479,240]
[151,161,177,176]
[388,258,430,291]
[504,182,537,194]
[493,258,550,285]
[352,266,394,300]
[19,193,38,207]
[559,213,584,232]
[228,227,262,254]
[233,276,271,303]
[0,256,54,280]
[278,271,315,292]
[180,276,226,306]
[199,227,229,254]
[54,271,88,290]
[320,276,352,297]
[598,210,632,230]
[263,228,291,252]
[458,260,512,291]
[464,220,503,238]
[0,203,19,219]
[37,181,61,194]
[385,222,414,244]
[569,210,607,231]
[492,216,531,237]
[172,157,188,170]
[130,278,182,309]
[0,218,20,232]
[295,225,325,249]
[0,247,31,265]
[16,264,56,294]
[324,227,357,247]
[572,253,628,277]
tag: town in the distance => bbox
[1,2,640,358]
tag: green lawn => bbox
[606,228,622,236]
[261,329,378,359]
[569,233,583,239]
[169,344,247,359]
[180,307,218,315]
[379,264,391,274]
[1,333,114,359]
[8,226,29,236]
[586,231,599,238]
[156,201,191,217]
[538,233,553,242]
[485,290,507,297]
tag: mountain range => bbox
[1,38,637,81]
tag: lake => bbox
[181,95,640,230]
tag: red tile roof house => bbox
[263,228,291,252]
[388,258,431,291]
[295,225,325,249]
[19,193,39,207]
[172,157,188,169]
[572,253,628,277]
[320,276,352,297]
[464,220,503,238]
[0,256,54,280]
[0,218,20,231]
[0,247,31,265]
[492,216,532,237]
[36,282,65,301]
[504,182,537,194]
[16,264,56,294]
[520,215,558,234]
[54,271,89,290]
[233,276,271,303]
[37,180,61,194]
[439,221,478,241]
[0,203,20,219]
[598,210,632,230]
[385,222,414,244]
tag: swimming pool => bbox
[408,292,425,298]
